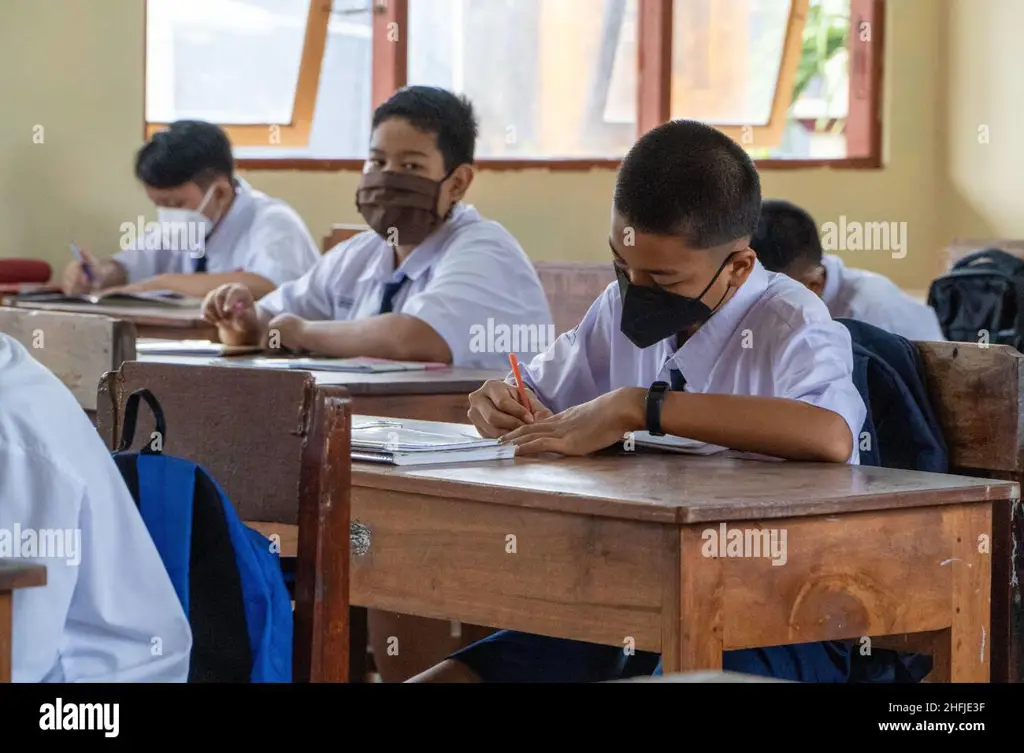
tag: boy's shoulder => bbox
[749,267,837,336]
[247,192,315,235]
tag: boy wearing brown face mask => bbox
[201,87,553,370]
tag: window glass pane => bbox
[408,0,638,159]
[747,0,852,160]
[146,0,311,125]
[670,0,791,127]
[236,8,373,159]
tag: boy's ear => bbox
[448,164,475,202]
[725,247,758,286]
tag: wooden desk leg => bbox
[0,592,11,683]
[943,503,992,682]
[662,526,724,673]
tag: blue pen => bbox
[71,243,95,284]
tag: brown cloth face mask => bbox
[355,169,455,247]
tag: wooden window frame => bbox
[143,0,332,148]
[144,0,883,172]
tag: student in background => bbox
[750,199,945,341]
[61,120,320,300]
[409,120,866,683]
[0,333,191,682]
[201,86,553,371]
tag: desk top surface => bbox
[4,300,205,326]
[352,452,1019,524]
[134,354,503,395]
[0,561,47,591]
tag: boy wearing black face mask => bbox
[201,87,552,371]
[408,120,867,684]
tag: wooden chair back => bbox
[946,238,1024,268]
[0,308,135,414]
[534,261,615,335]
[913,342,1024,682]
[323,224,369,253]
[95,361,351,682]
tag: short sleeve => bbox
[241,206,320,286]
[517,284,616,414]
[772,319,867,463]
[257,246,345,320]
[399,232,553,368]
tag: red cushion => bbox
[0,259,52,284]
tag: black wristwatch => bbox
[645,381,670,436]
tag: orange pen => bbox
[508,353,532,414]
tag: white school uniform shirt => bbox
[518,259,868,464]
[113,177,320,286]
[821,254,945,341]
[258,203,554,370]
[0,335,191,682]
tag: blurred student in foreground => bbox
[62,120,319,300]
[0,333,191,681]
[750,199,945,341]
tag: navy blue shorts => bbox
[449,631,850,682]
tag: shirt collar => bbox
[357,202,474,284]
[208,177,255,244]
[667,258,771,391]
[820,253,843,306]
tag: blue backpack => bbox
[111,388,293,682]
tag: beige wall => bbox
[0,0,1003,292]
[944,0,1024,240]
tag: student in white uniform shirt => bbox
[201,86,553,371]
[61,120,320,300]
[750,199,946,341]
[410,120,867,684]
[0,333,191,682]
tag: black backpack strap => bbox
[955,247,1024,275]
[117,388,166,454]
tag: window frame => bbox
[142,0,884,171]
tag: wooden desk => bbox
[2,301,216,341]
[135,354,503,423]
[0,561,47,683]
[337,453,1014,681]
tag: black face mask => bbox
[616,253,735,349]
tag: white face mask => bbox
[155,183,217,239]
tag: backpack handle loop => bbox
[117,388,167,454]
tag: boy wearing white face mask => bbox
[61,120,320,300]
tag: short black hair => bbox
[135,120,234,189]
[749,199,823,273]
[372,86,478,172]
[613,120,762,249]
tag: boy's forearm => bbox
[300,314,452,362]
[618,388,854,463]
[133,271,275,298]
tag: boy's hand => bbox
[499,387,646,456]
[266,313,309,353]
[467,379,554,438]
[202,283,260,346]
[61,247,101,294]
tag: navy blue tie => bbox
[669,368,686,392]
[193,254,207,274]
[379,273,410,314]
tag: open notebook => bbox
[630,432,782,462]
[351,417,515,466]
[252,357,448,373]
[136,339,263,357]
[10,289,201,308]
